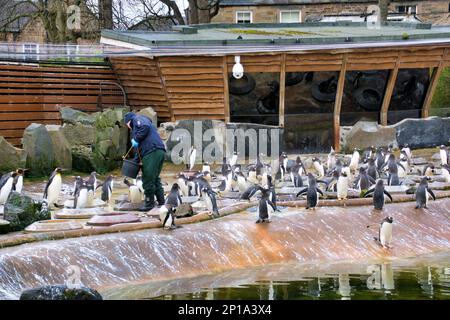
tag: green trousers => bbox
[142,149,165,203]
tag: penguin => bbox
[312,157,325,178]
[363,179,393,210]
[382,154,404,186]
[188,146,196,171]
[249,153,265,176]
[326,147,336,173]
[266,175,279,211]
[398,152,409,178]
[12,168,26,193]
[401,144,412,165]
[73,176,84,208]
[241,184,263,201]
[337,172,349,200]
[221,157,231,176]
[0,172,18,205]
[87,171,97,191]
[99,175,114,203]
[229,151,238,167]
[375,147,385,174]
[176,173,190,197]
[349,148,360,173]
[295,156,307,176]
[247,167,259,185]
[201,162,211,174]
[290,168,303,188]
[442,164,450,183]
[165,183,182,208]
[74,179,91,209]
[341,165,353,188]
[136,175,144,195]
[296,173,324,210]
[366,158,378,181]
[43,167,63,208]
[369,216,393,249]
[362,146,375,163]
[439,145,448,166]
[256,189,276,224]
[201,187,220,217]
[278,156,288,182]
[124,178,142,204]
[159,204,177,230]
[354,167,375,193]
[326,170,340,192]
[422,164,435,178]
[236,171,248,193]
[415,177,436,209]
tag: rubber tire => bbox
[229,74,256,96]
[286,72,304,86]
[311,78,337,103]
[353,87,382,111]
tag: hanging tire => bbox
[353,87,382,111]
[285,72,304,86]
[229,74,256,96]
[311,77,337,102]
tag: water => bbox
[102,253,450,300]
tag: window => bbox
[22,43,39,61]
[396,5,417,14]
[280,10,301,23]
[236,11,252,23]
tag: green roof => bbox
[100,22,450,56]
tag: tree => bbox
[99,0,113,29]
[187,0,220,24]
[378,0,389,23]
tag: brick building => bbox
[212,0,450,25]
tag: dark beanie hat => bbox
[124,112,135,124]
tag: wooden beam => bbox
[421,49,448,118]
[279,53,286,127]
[380,54,400,126]
[222,56,230,123]
[155,57,174,122]
[333,54,347,152]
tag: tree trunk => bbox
[188,0,199,24]
[197,0,210,24]
[378,0,389,23]
[99,0,113,29]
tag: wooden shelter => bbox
[103,23,450,150]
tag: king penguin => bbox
[415,177,436,209]
[363,179,393,210]
[43,167,63,208]
[0,172,18,205]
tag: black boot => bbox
[139,196,155,212]
[156,191,165,206]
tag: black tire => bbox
[353,87,382,111]
[286,72,304,86]
[311,77,337,102]
[229,74,256,95]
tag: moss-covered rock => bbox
[20,285,102,300]
[3,192,50,231]
[22,124,55,177]
[0,136,27,173]
[0,219,10,234]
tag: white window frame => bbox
[22,43,39,61]
[235,11,252,24]
[279,10,301,23]
[396,5,417,14]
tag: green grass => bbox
[430,67,450,116]
[227,29,321,37]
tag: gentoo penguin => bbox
[176,173,189,197]
[124,178,142,204]
[296,173,324,210]
[383,154,404,186]
[43,167,63,208]
[362,146,375,163]
[363,180,393,210]
[398,152,409,178]
[165,183,182,208]
[87,171,98,191]
[349,148,360,173]
[248,153,264,176]
[229,151,238,167]
[266,175,279,211]
[278,153,288,181]
[337,172,349,200]
[99,175,114,203]
[401,144,412,165]
[0,172,17,205]
[295,156,307,176]
[327,147,336,173]
[241,184,263,201]
[366,158,378,181]
[201,187,220,217]
[236,171,248,193]
[290,167,303,188]
[202,162,211,174]
[159,204,177,230]
[74,179,93,209]
[369,216,393,249]
[312,157,325,178]
[415,177,436,209]
[326,170,340,192]
[354,167,375,192]
[73,176,84,208]
[441,164,450,183]
[221,157,231,176]
[247,167,259,185]
[256,189,276,223]
[12,168,26,193]
[188,146,196,171]
[375,147,385,174]
[136,175,144,195]
[439,145,448,166]
[422,164,435,178]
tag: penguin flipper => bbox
[296,188,308,198]
[383,190,393,202]
[427,188,436,201]
[267,200,277,212]
[316,188,324,196]
[362,188,375,198]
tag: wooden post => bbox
[222,56,231,123]
[333,54,347,152]
[155,57,174,122]
[279,54,286,127]
[380,55,400,126]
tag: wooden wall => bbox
[0,63,124,146]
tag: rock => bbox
[412,157,428,165]
[137,107,157,124]
[46,125,72,170]
[0,136,27,173]
[61,123,95,146]
[71,145,96,173]
[342,121,397,152]
[175,203,194,218]
[3,192,50,231]
[87,213,141,226]
[393,117,450,149]
[25,219,83,233]
[94,107,129,129]
[22,123,55,177]
[60,107,95,125]
[0,219,10,234]
[431,152,442,161]
[20,285,102,300]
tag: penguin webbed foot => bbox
[255,219,263,224]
